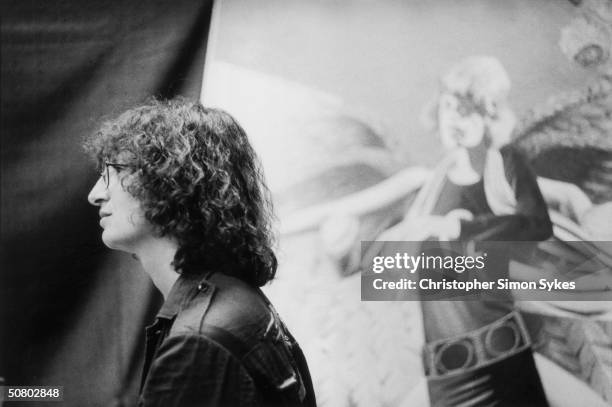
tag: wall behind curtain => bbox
[1,1,213,405]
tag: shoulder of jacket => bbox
[166,274,311,404]
[169,272,272,345]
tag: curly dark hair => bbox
[84,98,277,287]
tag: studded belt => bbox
[423,311,532,378]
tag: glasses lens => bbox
[101,164,110,188]
[103,162,131,188]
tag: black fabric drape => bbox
[1,1,213,405]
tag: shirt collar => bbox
[156,273,210,320]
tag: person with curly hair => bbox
[86,98,316,407]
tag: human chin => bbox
[439,126,459,150]
[458,122,484,148]
[100,215,151,252]
[101,226,132,251]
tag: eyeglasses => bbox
[101,162,131,189]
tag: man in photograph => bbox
[86,98,316,407]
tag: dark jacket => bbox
[138,272,317,407]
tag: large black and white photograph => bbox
[2,0,612,406]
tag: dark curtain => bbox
[1,1,213,405]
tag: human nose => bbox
[87,176,108,206]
